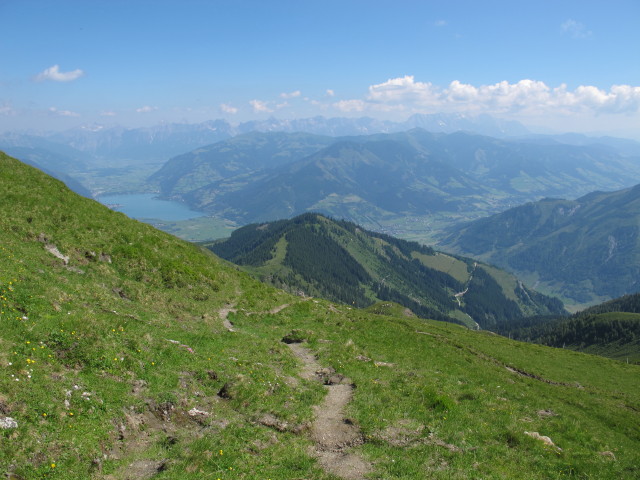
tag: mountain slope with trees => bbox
[440,184,640,306]
[207,213,566,329]
[495,293,640,362]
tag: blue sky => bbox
[1,0,639,137]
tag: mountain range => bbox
[440,184,640,307]
[37,113,530,161]
[207,213,565,329]
[151,129,640,238]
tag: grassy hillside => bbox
[1,152,639,479]
[207,214,565,330]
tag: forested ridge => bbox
[208,213,565,329]
[495,293,640,362]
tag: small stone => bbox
[524,431,562,450]
[188,408,209,418]
[0,416,18,429]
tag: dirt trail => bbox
[454,261,477,306]
[218,304,289,331]
[218,305,237,332]
[286,343,371,480]
[269,303,290,314]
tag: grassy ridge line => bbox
[1,153,639,479]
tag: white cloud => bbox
[250,99,273,113]
[561,19,592,39]
[434,20,447,27]
[35,65,84,82]
[48,107,79,117]
[136,105,157,113]
[280,90,301,99]
[220,103,238,114]
[333,99,366,112]
[100,110,117,117]
[325,89,335,97]
[357,76,640,117]
[368,75,440,105]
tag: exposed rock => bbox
[0,416,18,429]
[99,253,112,263]
[44,243,69,265]
[524,431,562,451]
[374,361,395,367]
[188,408,210,425]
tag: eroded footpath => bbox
[286,342,371,480]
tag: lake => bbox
[98,193,206,221]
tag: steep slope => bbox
[208,213,566,329]
[1,152,639,479]
[2,147,93,198]
[441,184,640,306]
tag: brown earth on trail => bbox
[286,342,372,480]
[218,305,237,332]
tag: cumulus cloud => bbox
[35,65,84,82]
[356,76,640,116]
[333,99,367,112]
[325,89,335,97]
[220,103,238,114]
[100,110,117,117]
[368,75,440,105]
[250,99,273,113]
[280,90,301,99]
[561,19,592,39]
[136,105,157,113]
[48,107,79,117]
